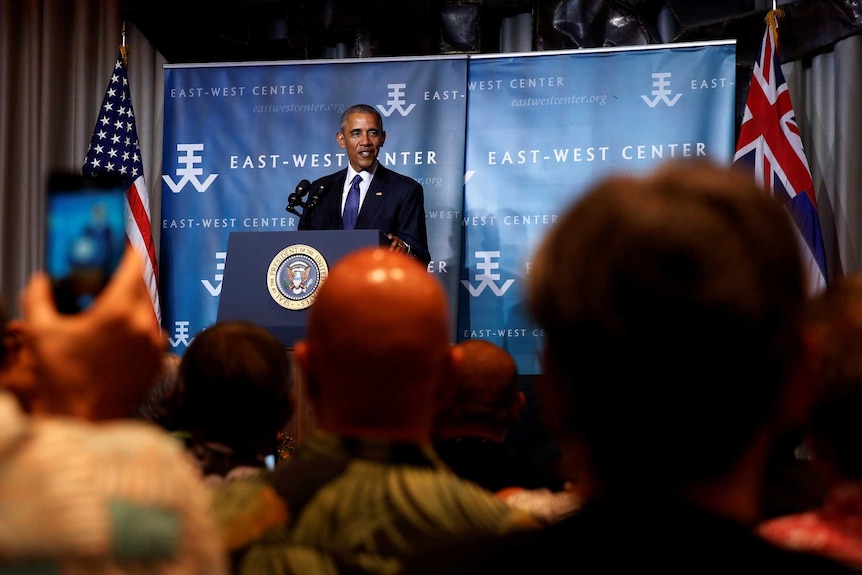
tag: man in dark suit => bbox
[298,104,431,265]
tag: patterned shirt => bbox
[216,431,540,575]
[0,391,228,574]
[759,481,862,569]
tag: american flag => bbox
[83,46,161,323]
[733,13,827,293]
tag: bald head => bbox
[456,339,518,385]
[296,248,453,439]
[434,339,522,440]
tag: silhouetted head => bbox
[529,159,807,487]
[801,274,862,481]
[434,339,523,441]
[179,320,294,458]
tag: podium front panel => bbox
[217,229,380,348]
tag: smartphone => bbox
[45,173,127,314]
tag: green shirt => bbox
[217,431,539,575]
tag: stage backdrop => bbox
[160,56,468,351]
[461,41,737,373]
[160,42,736,375]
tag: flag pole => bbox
[766,3,784,51]
[121,21,129,65]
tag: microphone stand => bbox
[286,179,311,217]
[286,180,327,219]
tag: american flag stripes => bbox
[83,46,161,323]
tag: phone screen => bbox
[46,173,127,314]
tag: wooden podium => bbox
[283,351,315,448]
[217,229,381,446]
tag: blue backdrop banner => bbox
[160,56,468,351]
[460,41,736,373]
[160,42,736,375]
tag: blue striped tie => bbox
[343,174,361,230]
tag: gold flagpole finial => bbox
[765,6,785,51]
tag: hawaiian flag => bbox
[83,45,162,324]
[733,12,827,293]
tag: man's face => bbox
[337,112,385,172]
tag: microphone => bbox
[286,179,312,216]
[295,179,311,199]
[305,184,327,210]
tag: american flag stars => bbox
[84,60,142,182]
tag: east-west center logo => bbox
[162,143,219,193]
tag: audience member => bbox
[0,316,38,412]
[176,320,295,486]
[433,338,579,523]
[758,274,862,568]
[760,424,827,520]
[216,247,539,575]
[476,159,853,573]
[0,248,228,573]
[20,247,164,420]
[132,350,183,428]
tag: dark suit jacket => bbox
[405,490,857,575]
[297,165,431,265]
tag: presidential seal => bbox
[267,244,329,310]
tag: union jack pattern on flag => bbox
[733,13,827,293]
[83,46,161,323]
